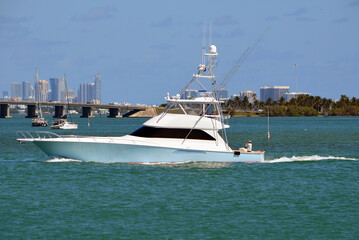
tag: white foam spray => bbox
[264,155,359,163]
[45,158,81,163]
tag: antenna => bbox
[209,21,212,46]
[35,68,38,82]
[35,67,43,117]
[295,63,298,93]
[202,23,206,65]
[64,73,73,122]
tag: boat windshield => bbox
[130,126,215,140]
[165,101,222,118]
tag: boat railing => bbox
[16,131,117,143]
[16,131,63,140]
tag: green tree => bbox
[336,95,350,108]
[265,98,273,106]
[241,96,249,110]
[278,96,286,106]
[233,96,242,109]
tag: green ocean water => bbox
[1,115,358,239]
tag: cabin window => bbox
[130,126,215,140]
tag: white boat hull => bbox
[32,140,264,163]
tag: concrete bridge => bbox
[0,100,152,118]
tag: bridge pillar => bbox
[81,107,94,118]
[108,108,122,118]
[0,104,12,118]
[26,105,38,118]
[53,106,65,118]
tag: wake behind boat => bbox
[17,44,264,163]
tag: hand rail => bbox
[16,131,118,143]
[16,131,62,140]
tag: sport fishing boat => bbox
[17,44,264,163]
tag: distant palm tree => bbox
[253,99,259,110]
[350,97,357,105]
[313,96,322,112]
[265,98,273,106]
[252,93,257,101]
[278,96,286,106]
[336,95,350,108]
[241,96,249,110]
[233,96,242,109]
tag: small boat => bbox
[50,119,78,129]
[32,117,48,127]
[17,43,264,163]
[50,74,78,130]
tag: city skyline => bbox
[0,0,358,104]
[4,70,101,104]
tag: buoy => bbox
[267,131,270,139]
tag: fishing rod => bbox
[218,26,271,89]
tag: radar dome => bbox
[209,45,217,54]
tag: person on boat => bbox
[245,140,252,152]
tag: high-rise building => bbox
[49,77,66,102]
[87,83,95,103]
[49,78,58,101]
[76,74,101,103]
[181,89,198,99]
[260,86,290,102]
[3,91,9,98]
[78,83,87,103]
[285,92,311,101]
[59,77,67,102]
[66,89,75,103]
[35,80,50,102]
[22,81,34,101]
[2,91,10,100]
[11,82,22,101]
[232,90,257,103]
[198,90,211,97]
[214,88,229,100]
[94,74,101,103]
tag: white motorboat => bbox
[50,74,78,130]
[32,117,48,127]
[50,119,78,129]
[17,44,264,163]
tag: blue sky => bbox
[0,0,358,104]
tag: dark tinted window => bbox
[130,126,215,140]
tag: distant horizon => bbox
[2,80,357,105]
